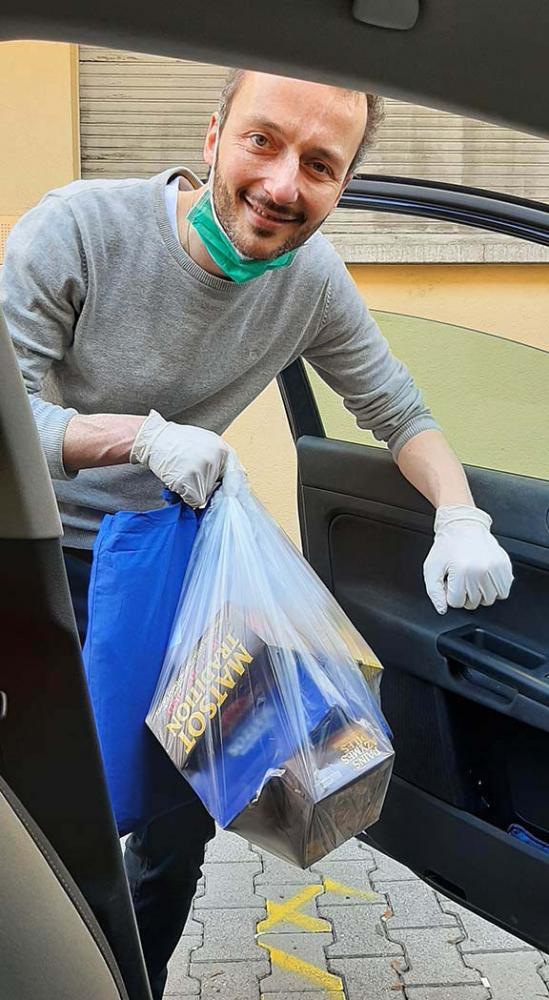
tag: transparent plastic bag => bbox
[147,455,394,867]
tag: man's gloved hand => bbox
[423,505,514,614]
[130,410,229,508]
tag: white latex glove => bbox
[130,410,230,508]
[423,505,514,614]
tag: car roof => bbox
[1,0,548,139]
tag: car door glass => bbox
[310,213,549,480]
[19,44,549,484]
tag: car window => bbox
[306,216,549,480]
[6,43,549,496]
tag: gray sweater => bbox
[1,167,438,548]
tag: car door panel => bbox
[277,177,549,950]
[367,775,549,946]
[295,434,549,951]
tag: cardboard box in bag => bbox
[147,604,394,867]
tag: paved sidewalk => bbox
[165,828,549,1000]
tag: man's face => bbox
[203,73,367,260]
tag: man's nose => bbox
[263,154,300,206]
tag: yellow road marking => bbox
[258,941,344,992]
[256,875,380,997]
[257,884,330,933]
[323,877,380,901]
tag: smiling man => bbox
[1,68,512,999]
[195,71,367,260]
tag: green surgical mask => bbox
[186,186,298,284]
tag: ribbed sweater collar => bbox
[151,166,243,293]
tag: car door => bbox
[278,175,549,952]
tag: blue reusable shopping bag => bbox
[83,496,199,835]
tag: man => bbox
[1,68,512,998]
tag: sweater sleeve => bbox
[0,195,87,480]
[303,255,439,458]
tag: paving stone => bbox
[181,914,204,937]
[260,992,345,999]
[406,988,490,1000]
[192,958,270,1000]
[206,825,261,862]
[379,881,457,929]
[255,883,330,933]
[315,860,380,906]
[465,950,549,999]
[320,902,404,958]
[369,846,418,883]
[436,895,534,953]
[165,936,202,995]
[327,955,407,999]
[195,859,264,909]
[254,853,321,886]
[259,932,341,993]
[193,907,266,961]
[388,927,479,987]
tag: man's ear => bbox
[203,113,219,167]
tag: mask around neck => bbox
[186,186,297,284]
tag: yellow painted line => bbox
[257,884,330,934]
[260,995,344,1000]
[256,876,380,997]
[261,994,344,1000]
[258,941,344,993]
[323,877,380,902]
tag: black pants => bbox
[64,548,215,1000]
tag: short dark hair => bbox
[217,68,385,176]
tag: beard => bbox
[212,168,327,261]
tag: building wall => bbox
[0,41,80,262]
[350,264,549,351]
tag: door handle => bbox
[437,627,549,707]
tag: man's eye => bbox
[249,134,269,147]
[311,161,330,175]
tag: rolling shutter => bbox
[79,47,549,262]
[79,47,226,181]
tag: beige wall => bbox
[0,40,80,261]
[349,264,549,349]
[224,383,299,543]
